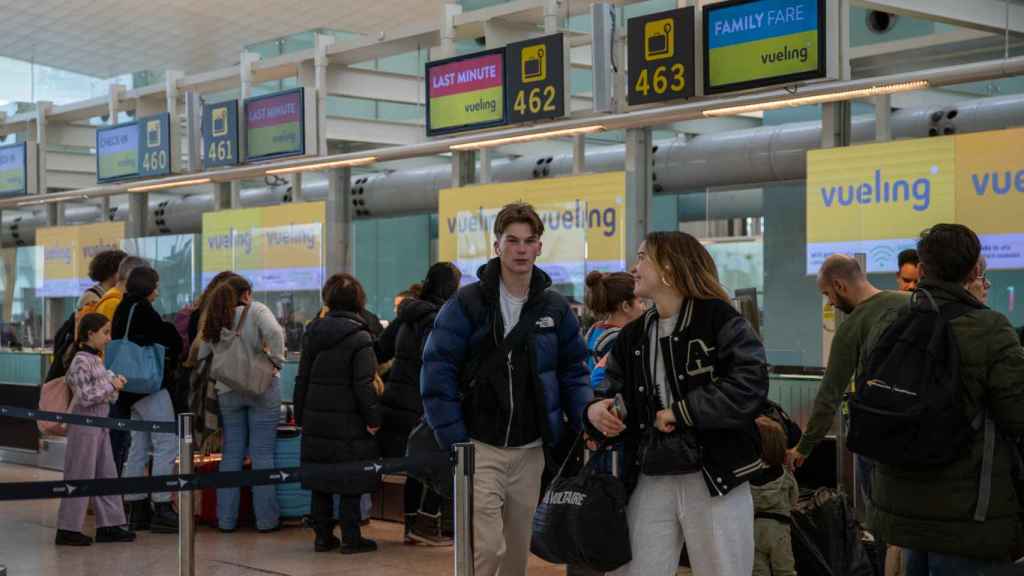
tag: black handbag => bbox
[531,436,632,572]
[640,427,703,476]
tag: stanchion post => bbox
[178,413,195,576]
[453,442,475,576]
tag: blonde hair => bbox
[644,231,730,303]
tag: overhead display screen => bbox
[704,0,826,94]
[426,48,507,136]
[245,88,305,162]
[96,123,140,182]
[0,143,28,197]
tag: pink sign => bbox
[247,93,301,129]
[429,53,504,98]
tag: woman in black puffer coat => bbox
[294,273,380,555]
[375,262,461,545]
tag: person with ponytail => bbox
[583,271,645,392]
[56,313,135,546]
[584,231,768,576]
[201,275,284,534]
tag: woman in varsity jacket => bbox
[585,231,769,576]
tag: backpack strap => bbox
[125,304,138,339]
[972,411,996,522]
[754,511,792,525]
[235,304,251,335]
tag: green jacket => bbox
[867,280,1024,561]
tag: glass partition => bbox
[1,246,46,349]
[121,234,198,320]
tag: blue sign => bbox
[0,142,28,198]
[138,113,171,178]
[203,100,239,168]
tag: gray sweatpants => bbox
[611,473,754,576]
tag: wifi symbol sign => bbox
[871,245,896,269]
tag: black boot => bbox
[340,536,378,555]
[55,529,93,546]
[127,499,151,531]
[150,502,179,534]
[95,526,136,543]
[314,522,340,553]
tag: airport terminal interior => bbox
[1,0,1023,574]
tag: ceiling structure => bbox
[0,0,447,78]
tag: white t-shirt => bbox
[499,278,528,337]
[650,314,678,409]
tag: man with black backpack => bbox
[852,224,1024,574]
[421,202,592,576]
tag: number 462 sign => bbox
[506,33,565,123]
[628,7,696,105]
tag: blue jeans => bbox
[217,379,281,531]
[904,549,1006,576]
[123,389,177,503]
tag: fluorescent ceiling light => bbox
[265,156,377,175]
[127,178,212,193]
[703,80,929,117]
[450,125,607,151]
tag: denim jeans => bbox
[904,549,1007,576]
[217,379,281,531]
[123,388,177,503]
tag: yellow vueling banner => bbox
[201,201,324,291]
[439,172,626,292]
[37,221,125,297]
[806,127,1024,274]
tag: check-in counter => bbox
[0,350,53,466]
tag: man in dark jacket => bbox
[421,203,592,576]
[868,224,1024,573]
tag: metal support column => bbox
[544,0,561,33]
[875,94,892,142]
[439,3,462,59]
[325,166,353,276]
[453,443,475,576]
[177,413,194,576]
[239,52,259,163]
[572,134,585,175]
[126,192,148,238]
[291,172,303,203]
[452,151,476,188]
[184,92,203,173]
[625,127,653,259]
[214,182,233,211]
[165,71,183,173]
[478,148,493,184]
[314,33,336,157]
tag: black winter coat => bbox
[111,293,183,411]
[377,297,440,418]
[294,310,381,494]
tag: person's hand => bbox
[587,399,626,438]
[786,448,806,470]
[113,375,127,391]
[654,409,676,433]
[367,425,380,435]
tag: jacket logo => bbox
[687,339,716,377]
[535,316,555,329]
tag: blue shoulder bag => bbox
[105,303,166,395]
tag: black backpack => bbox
[848,288,982,467]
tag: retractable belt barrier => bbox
[0,404,177,434]
[0,454,449,502]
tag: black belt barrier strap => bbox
[0,405,176,434]
[0,454,450,502]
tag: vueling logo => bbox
[971,168,1024,196]
[819,166,937,213]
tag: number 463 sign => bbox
[628,7,696,105]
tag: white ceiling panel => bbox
[0,0,446,78]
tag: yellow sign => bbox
[644,17,675,61]
[201,201,325,291]
[439,173,626,292]
[211,108,228,137]
[146,120,161,147]
[37,221,125,297]
[806,127,1024,273]
[521,43,547,83]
